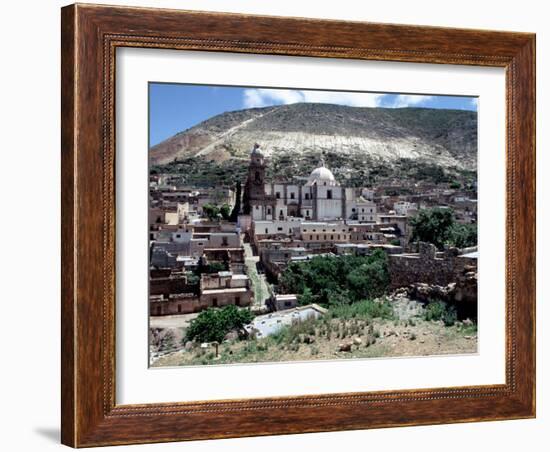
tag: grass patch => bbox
[329,298,395,321]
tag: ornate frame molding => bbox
[61,4,535,447]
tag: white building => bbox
[393,201,418,216]
[245,145,376,223]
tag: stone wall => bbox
[388,242,477,290]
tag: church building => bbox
[244,144,376,223]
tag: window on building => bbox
[177,305,182,313]
[265,228,268,234]
[352,208,356,212]
[176,234,181,238]
[327,189,332,199]
[338,234,340,240]
[267,208,271,214]
[290,192,295,199]
[254,171,261,183]
[222,236,228,246]
[277,227,283,231]
[213,298,218,307]
[305,193,310,200]
[276,192,281,199]
[316,235,319,240]
[235,296,240,305]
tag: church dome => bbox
[308,161,335,183]
[251,143,264,157]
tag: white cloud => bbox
[243,88,304,108]
[385,94,435,108]
[243,88,386,109]
[242,88,434,109]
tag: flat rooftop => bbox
[202,287,248,295]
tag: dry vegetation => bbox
[151,314,477,367]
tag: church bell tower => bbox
[243,143,275,220]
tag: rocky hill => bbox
[150,103,477,187]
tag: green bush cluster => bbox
[202,203,232,221]
[279,250,390,307]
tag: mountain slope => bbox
[150,103,477,172]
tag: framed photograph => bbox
[61,3,536,447]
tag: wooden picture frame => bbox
[61,3,535,447]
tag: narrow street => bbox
[243,241,271,308]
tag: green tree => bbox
[409,208,455,249]
[346,251,389,301]
[229,181,242,222]
[279,251,389,307]
[202,203,220,221]
[186,305,254,343]
[410,207,478,249]
[448,223,477,248]
[297,287,314,306]
[220,203,232,221]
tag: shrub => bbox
[442,306,458,327]
[449,181,461,189]
[424,300,458,327]
[204,261,227,274]
[424,300,446,322]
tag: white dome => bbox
[251,143,264,157]
[308,165,335,182]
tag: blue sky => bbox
[149,83,477,147]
